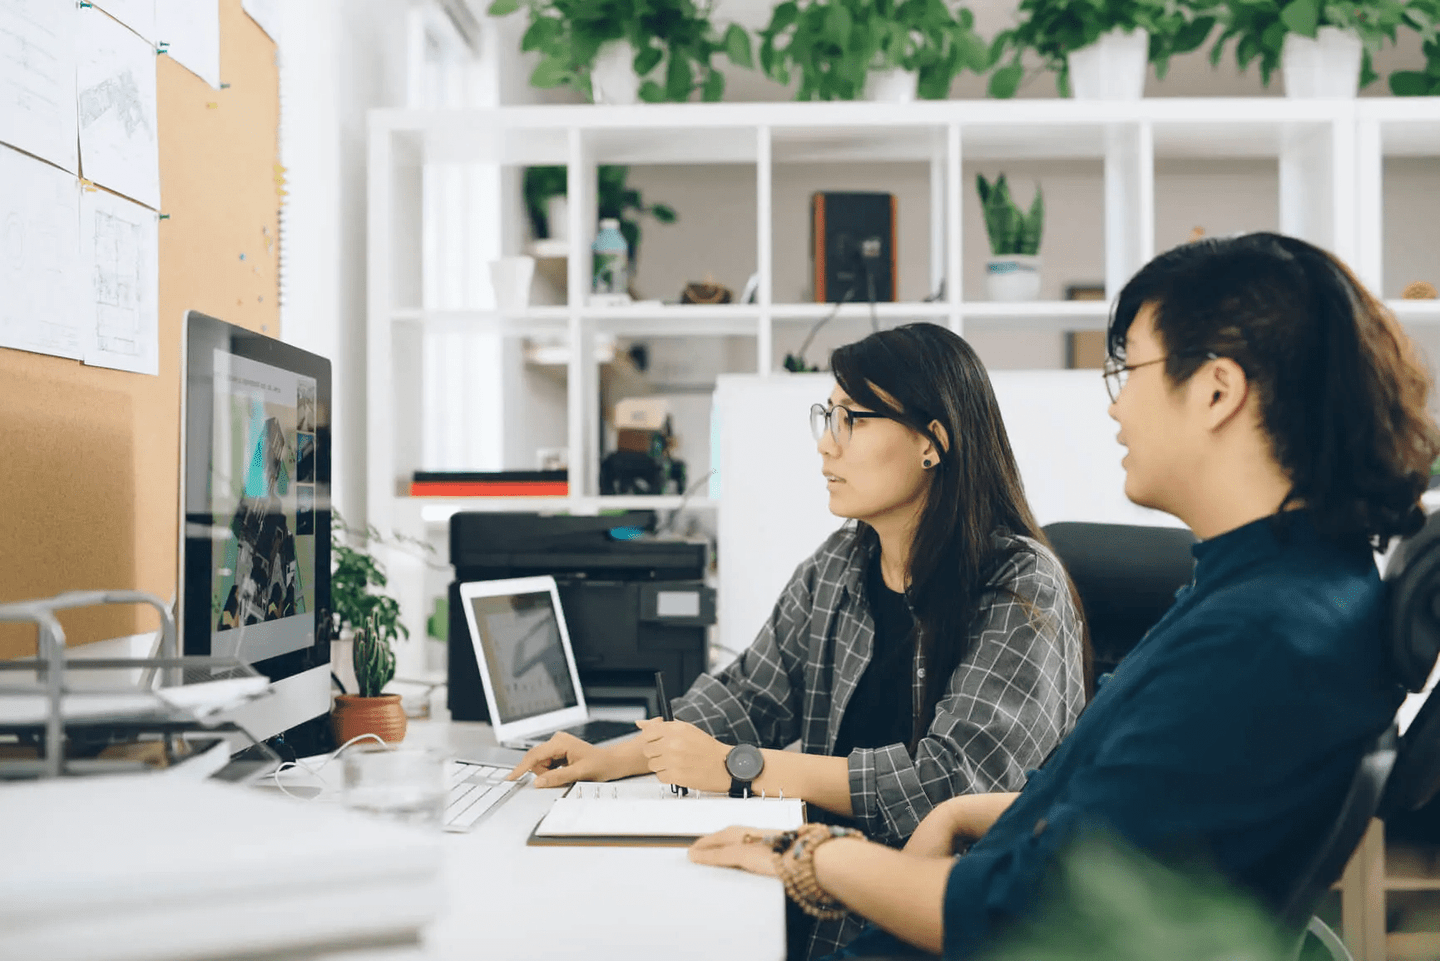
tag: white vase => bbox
[985,255,1042,302]
[590,41,640,105]
[864,68,918,103]
[488,256,535,314]
[1282,27,1362,98]
[1066,28,1149,100]
[545,196,569,243]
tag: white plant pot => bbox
[865,68,918,103]
[590,41,640,105]
[1066,28,1149,100]
[985,255,1042,302]
[488,256,535,314]
[1282,27,1362,98]
[545,196,569,243]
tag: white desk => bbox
[356,716,787,960]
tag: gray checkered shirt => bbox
[673,523,1085,959]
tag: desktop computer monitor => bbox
[180,310,332,752]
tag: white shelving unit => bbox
[366,97,1440,542]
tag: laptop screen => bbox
[465,589,579,725]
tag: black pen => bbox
[654,670,687,796]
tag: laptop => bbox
[457,575,642,750]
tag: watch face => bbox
[727,744,763,780]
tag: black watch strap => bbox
[728,776,752,799]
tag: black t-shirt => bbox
[832,558,917,758]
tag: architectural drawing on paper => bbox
[90,206,146,358]
[78,70,152,142]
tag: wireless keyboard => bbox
[443,759,521,832]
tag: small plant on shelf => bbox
[1208,0,1419,88]
[758,0,991,101]
[522,165,676,266]
[977,173,1043,257]
[486,0,753,102]
[986,0,1217,97]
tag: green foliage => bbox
[988,0,1216,97]
[486,0,752,103]
[977,173,1044,256]
[1209,0,1422,89]
[758,0,991,101]
[522,165,676,266]
[351,612,397,699]
[330,512,408,678]
[1389,0,1440,92]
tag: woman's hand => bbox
[505,731,647,788]
[688,826,782,877]
[635,718,732,793]
[903,797,970,858]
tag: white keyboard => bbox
[443,759,522,833]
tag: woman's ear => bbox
[928,420,950,456]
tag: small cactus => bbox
[352,612,396,698]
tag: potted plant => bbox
[758,0,990,102]
[977,173,1044,302]
[1208,0,1417,95]
[329,515,409,745]
[1389,0,1440,93]
[522,164,676,270]
[486,0,753,104]
[987,0,1216,98]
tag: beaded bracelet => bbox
[774,823,865,919]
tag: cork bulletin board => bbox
[0,0,281,658]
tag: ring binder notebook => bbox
[527,779,807,847]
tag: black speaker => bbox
[810,191,897,304]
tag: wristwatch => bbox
[725,744,765,798]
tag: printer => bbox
[447,511,715,723]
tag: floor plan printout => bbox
[0,145,82,360]
[77,5,159,211]
[0,0,78,172]
[81,187,158,375]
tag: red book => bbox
[408,471,568,498]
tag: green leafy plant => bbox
[486,0,753,102]
[758,0,991,101]
[1209,0,1418,88]
[987,0,1217,98]
[351,612,397,698]
[522,165,676,265]
[977,173,1044,257]
[330,512,408,659]
[1390,0,1440,93]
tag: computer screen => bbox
[181,311,331,749]
[466,589,579,725]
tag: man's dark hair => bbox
[1108,232,1440,551]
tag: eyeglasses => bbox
[810,402,888,446]
[1102,352,1219,403]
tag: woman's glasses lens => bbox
[809,404,851,445]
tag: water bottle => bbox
[591,218,629,298]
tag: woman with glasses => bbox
[690,233,1440,960]
[509,321,1088,959]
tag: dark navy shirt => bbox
[919,512,1405,958]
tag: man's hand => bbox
[505,731,646,788]
[635,718,731,794]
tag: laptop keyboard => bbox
[443,759,520,833]
[558,718,638,744]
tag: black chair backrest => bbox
[1280,510,1440,929]
[1041,522,1197,676]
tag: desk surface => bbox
[341,715,787,961]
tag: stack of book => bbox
[409,470,568,497]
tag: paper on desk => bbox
[92,0,157,43]
[81,186,159,374]
[0,145,84,360]
[0,676,269,725]
[536,782,805,839]
[0,0,79,172]
[155,0,219,89]
[78,5,160,210]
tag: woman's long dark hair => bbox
[1109,233,1440,551]
[830,322,1089,750]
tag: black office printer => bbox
[447,511,715,723]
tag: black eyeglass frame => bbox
[1102,351,1220,404]
[810,402,889,445]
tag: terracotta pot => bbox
[331,694,407,746]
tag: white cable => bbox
[268,732,389,801]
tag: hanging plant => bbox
[758,0,991,101]
[487,0,753,102]
[987,0,1217,97]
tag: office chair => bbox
[1274,510,1440,961]
[1041,522,1197,678]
